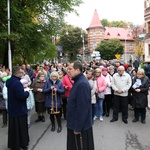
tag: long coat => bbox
[6,75,29,117]
[31,80,46,102]
[43,79,65,108]
[67,73,92,132]
[131,76,149,108]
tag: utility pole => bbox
[7,0,12,71]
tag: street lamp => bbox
[81,31,85,62]
[7,0,12,71]
[124,38,127,63]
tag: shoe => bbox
[123,120,128,124]
[141,120,146,124]
[41,116,45,122]
[110,119,118,122]
[102,112,106,116]
[51,124,55,132]
[35,116,41,122]
[93,116,97,121]
[57,126,62,133]
[21,146,28,150]
[100,116,103,122]
[1,124,7,128]
[106,113,109,117]
[132,119,139,123]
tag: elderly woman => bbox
[43,71,65,133]
[31,72,46,122]
[131,69,149,124]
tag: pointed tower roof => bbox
[87,9,103,29]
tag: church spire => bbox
[87,9,103,29]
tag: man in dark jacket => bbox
[6,66,29,150]
[67,61,94,150]
[26,64,34,82]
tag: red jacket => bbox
[62,74,74,97]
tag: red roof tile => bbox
[104,27,134,40]
[88,9,103,29]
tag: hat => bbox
[102,67,108,71]
[20,79,28,85]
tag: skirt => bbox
[8,114,29,149]
[35,102,46,113]
[67,127,94,150]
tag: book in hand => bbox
[132,79,141,89]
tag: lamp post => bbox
[81,32,85,62]
[124,38,127,63]
[7,0,12,71]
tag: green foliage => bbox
[95,39,124,60]
[59,25,87,61]
[101,19,133,28]
[0,0,82,66]
[101,19,110,27]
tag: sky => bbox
[65,0,144,30]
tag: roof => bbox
[87,9,103,29]
[104,27,134,40]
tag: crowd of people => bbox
[0,59,149,150]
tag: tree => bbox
[95,39,124,60]
[59,25,87,61]
[132,25,145,61]
[101,19,110,27]
[101,19,133,28]
[0,0,83,66]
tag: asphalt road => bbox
[0,108,150,150]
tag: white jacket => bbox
[104,74,112,95]
[111,72,132,97]
[88,79,97,104]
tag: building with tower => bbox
[85,9,144,63]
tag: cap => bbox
[20,79,28,85]
[102,67,108,71]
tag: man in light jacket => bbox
[110,66,132,124]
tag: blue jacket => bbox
[67,73,92,132]
[43,79,65,108]
[6,75,29,117]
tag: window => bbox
[117,33,120,36]
[107,32,110,36]
[129,44,133,50]
[148,22,150,33]
[100,32,103,36]
[149,45,150,55]
[93,32,96,36]
[93,42,97,50]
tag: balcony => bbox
[145,7,150,14]
[145,33,150,40]
[145,7,150,21]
